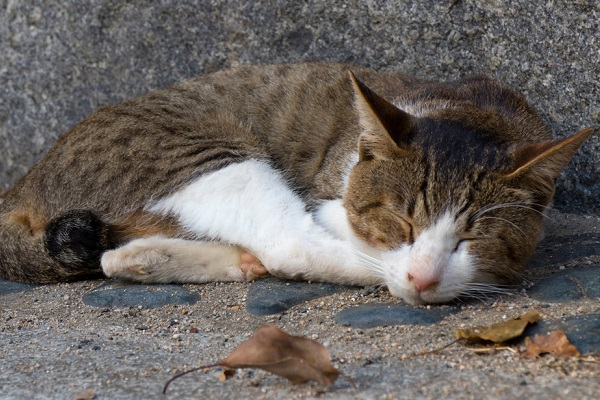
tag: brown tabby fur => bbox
[0,63,593,289]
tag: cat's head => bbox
[343,71,594,305]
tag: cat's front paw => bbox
[101,245,169,280]
[239,250,269,282]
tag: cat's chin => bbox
[385,272,461,305]
[388,285,458,305]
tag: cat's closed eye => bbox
[399,217,414,244]
[356,201,385,213]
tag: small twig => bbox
[578,356,599,364]
[399,339,462,360]
[468,346,518,354]
[163,363,223,394]
[341,373,358,393]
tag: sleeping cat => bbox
[0,63,592,305]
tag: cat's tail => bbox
[0,208,112,283]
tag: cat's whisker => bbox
[477,216,526,237]
[389,181,416,207]
[459,288,497,302]
[371,283,387,292]
[351,247,386,278]
[471,202,516,220]
[355,250,382,265]
[359,261,384,274]
[471,202,553,223]
[381,168,416,205]
[463,284,514,293]
[488,267,529,283]
[464,288,516,295]
[466,282,516,289]
[353,250,381,266]
[453,296,466,305]
[466,289,513,297]
[471,203,502,220]
[357,259,385,275]
[458,283,517,299]
[464,293,490,303]
[354,259,381,270]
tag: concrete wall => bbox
[1,0,598,213]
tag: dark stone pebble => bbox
[335,303,459,329]
[83,280,200,308]
[0,278,39,295]
[246,277,350,316]
[525,314,600,355]
[528,233,600,269]
[527,265,600,302]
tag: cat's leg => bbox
[101,236,268,283]
[147,159,383,286]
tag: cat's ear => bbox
[504,128,594,194]
[349,71,415,161]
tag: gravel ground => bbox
[1,210,599,399]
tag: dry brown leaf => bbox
[220,324,340,387]
[455,310,541,343]
[522,330,581,358]
[163,324,340,393]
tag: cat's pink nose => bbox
[407,273,439,293]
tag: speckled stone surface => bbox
[246,277,349,315]
[0,278,38,295]
[527,265,600,302]
[527,233,600,269]
[335,303,459,328]
[83,280,200,308]
[1,0,598,213]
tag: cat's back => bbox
[3,63,417,215]
[2,63,549,216]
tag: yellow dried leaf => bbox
[455,310,541,343]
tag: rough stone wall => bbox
[1,0,598,213]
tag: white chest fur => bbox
[147,159,382,286]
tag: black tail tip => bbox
[44,210,114,269]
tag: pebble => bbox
[527,265,600,302]
[0,278,39,295]
[335,303,460,328]
[246,277,350,315]
[82,280,200,309]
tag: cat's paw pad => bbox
[101,247,170,279]
[240,251,269,281]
